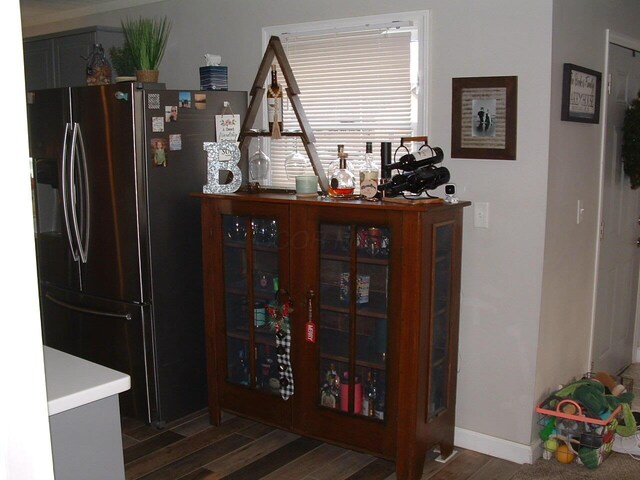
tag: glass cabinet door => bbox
[317,223,390,421]
[222,214,281,394]
[428,222,454,419]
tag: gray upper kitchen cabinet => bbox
[23,26,124,91]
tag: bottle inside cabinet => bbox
[317,223,390,421]
[221,214,281,394]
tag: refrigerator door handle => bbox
[45,293,133,320]
[61,122,79,261]
[69,122,90,264]
[75,123,90,263]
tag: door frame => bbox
[590,30,640,369]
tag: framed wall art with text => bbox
[451,76,518,160]
[561,63,602,124]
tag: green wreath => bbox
[622,91,640,189]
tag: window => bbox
[262,12,427,188]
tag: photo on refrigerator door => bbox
[165,105,178,122]
[179,91,192,108]
[151,138,168,167]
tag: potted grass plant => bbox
[121,16,171,83]
[108,44,136,82]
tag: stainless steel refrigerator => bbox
[27,83,246,426]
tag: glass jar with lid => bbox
[86,43,112,86]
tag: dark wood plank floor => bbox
[121,410,522,480]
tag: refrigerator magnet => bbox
[147,93,161,109]
[151,138,168,167]
[194,93,206,110]
[169,134,182,151]
[152,117,164,132]
[179,92,192,108]
[165,106,178,122]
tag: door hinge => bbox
[607,73,612,95]
[599,220,605,240]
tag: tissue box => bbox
[200,66,228,91]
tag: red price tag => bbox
[305,321,316,343]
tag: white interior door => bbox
[592,40,640,375]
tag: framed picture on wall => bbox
[451,76,518,160]
[561,63,602,123]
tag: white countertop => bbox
[44,346,131,416]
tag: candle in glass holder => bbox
[295,175,318,195]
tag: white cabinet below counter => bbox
[44,346,130,480]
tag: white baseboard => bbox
[454,427,541,464]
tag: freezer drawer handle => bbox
[45,293,133,320]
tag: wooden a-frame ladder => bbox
[238,35,329,193]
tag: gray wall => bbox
[22,0,555,450]
[21,0,640,455]
[536,0,640,436]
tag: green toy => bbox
[544,438,559,452]
[573,383,608,415]
[539,417,556,441]
[554,379,600,399]
[578,447,601,469]
[615,403,637,437]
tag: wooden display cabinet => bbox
[198,192,469,479]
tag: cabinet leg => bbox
[396,450,426,480]
[439,440,454,460]
[208,405,222,426]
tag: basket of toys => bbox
[536,375,635,469]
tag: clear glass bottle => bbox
[86,43,112,86]
[327,145,356,197]
[359,142,379,198]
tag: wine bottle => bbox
[367,371,378,417]
[359,142,379,199]
[267,64,283,132]
[232,347,249,385]
[362,371,372,416]
[374,389,385,420]
[374,372,385,420]
[328,145,356,197]
[380,142,393,181]
[385,147,444,172]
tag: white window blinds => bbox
[264,27,416,188]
